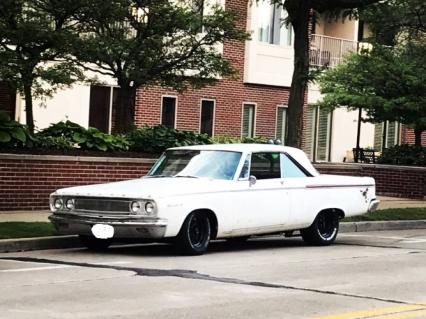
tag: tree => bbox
[73,0,248,132]
[263,0,379,148]
[0,0,84,132]
[360,0,426,45]
[318,43,426,146]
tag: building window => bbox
[257,0,293,46]
[89,85,118,133]
[302,105,333,162]
[374,121,400,151]
[200,99,215,136]
[242,103,256,138]
[161,96,177,128]
[275,105,287,144]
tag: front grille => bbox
[74,197,130,214]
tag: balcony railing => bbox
[310,34,358,67]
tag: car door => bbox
[279,153,315,228]
[231,152,290,236]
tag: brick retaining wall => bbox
[0,154,424,211]
[0,154,155,211]
[315,163,426,200]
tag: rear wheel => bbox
[301,211,339,245]
[79,235,112,251]
[175,212,211,255]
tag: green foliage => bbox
[38,121,130,151]
[212,134,267,144]
[128,125,212,153]
[377,145,425,166]
[0,111,33,148]
[318,43,426,144]
[359,0,426,45]
[0,0,85,131]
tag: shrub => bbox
[128,125,212,153]
[212,134,267,144]
[38,121,130,151]
[0,111,33,148]
[377,144,425,166]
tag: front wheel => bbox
[175,212,211,255]
[301,211,339,245]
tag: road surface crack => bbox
[0,256,417,306]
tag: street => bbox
[1,229,426,319]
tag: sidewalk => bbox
[0,196,425,222]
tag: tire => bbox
[175,212,211,255]
[301,211,339,245]
[79,235,112,251]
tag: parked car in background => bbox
[49,144,379,254]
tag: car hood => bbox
[53,177,231,199]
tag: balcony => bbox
[310,34,358,67]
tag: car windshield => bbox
[147,150,242,180]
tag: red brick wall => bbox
[0,154,155,211]
[401,125,426,147]
[315,163,426,199]
[0,82,16,119]
[134,0,294,138]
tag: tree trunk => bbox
[414,127,423,147]
[23,82,34,133]
[285,0,311,148]
[115,85,137,133]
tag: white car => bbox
[49,144,380,254]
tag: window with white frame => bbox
[275,105,287,144]
[200,99,215,136]
[161,96,177,128]
[374,121,400,151]
[257,0,293,46]
[242,103,256,138]
[302,105,333,162]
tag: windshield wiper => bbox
[174,175,199,179]
[144,175,170,178]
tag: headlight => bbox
[145,201,155,215]
[130,201,142,214]
[65,199,75,210]
[54,198,63,210]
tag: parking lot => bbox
[1,229,426,319]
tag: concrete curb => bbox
[0,235,82,253]
[1,220,426,253]
[340,220,426,233]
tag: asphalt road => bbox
[1,229,426,319]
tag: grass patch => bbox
[343,207,426,222]
[0,222,57,239]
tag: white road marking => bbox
[0,260,132,273]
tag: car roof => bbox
[169,144,320,176]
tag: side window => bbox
[250,152,281,180]
[280,154,307,178]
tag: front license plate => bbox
[91,224,114,239]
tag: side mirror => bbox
[249,175,257,187]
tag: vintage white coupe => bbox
[49,144,380,254]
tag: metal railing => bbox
[310,34,358,67]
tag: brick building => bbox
[1,0,424,161]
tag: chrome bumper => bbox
[49,213,167,239]
[368,199,380,212]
